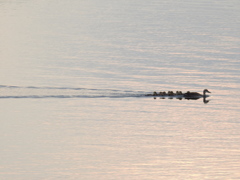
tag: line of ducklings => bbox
[153,91,183,96]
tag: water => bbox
[0,0,240,179]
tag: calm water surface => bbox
[0,0,240,179]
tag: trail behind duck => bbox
[0,85,146,99]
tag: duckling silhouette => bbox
[176,91,182,95]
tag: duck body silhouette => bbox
[183,89,211,98]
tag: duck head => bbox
[204,89,211,93]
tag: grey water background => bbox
[0,0,240,179]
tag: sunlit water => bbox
[0,0,240,179]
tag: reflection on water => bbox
[0,0,240,179]
[153,96,211,104]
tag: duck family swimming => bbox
[148,89,211,98]
[146,89,211,104]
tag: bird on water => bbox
[183,89,211,98]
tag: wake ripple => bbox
[0,85,146,99]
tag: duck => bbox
[183,89,211,98]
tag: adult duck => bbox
[183,89,211,98]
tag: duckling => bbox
[168,91,174,96]
[153,91,157,96]
[185,91,190,95]
[176,91,182,95]
[162,91,167,96]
